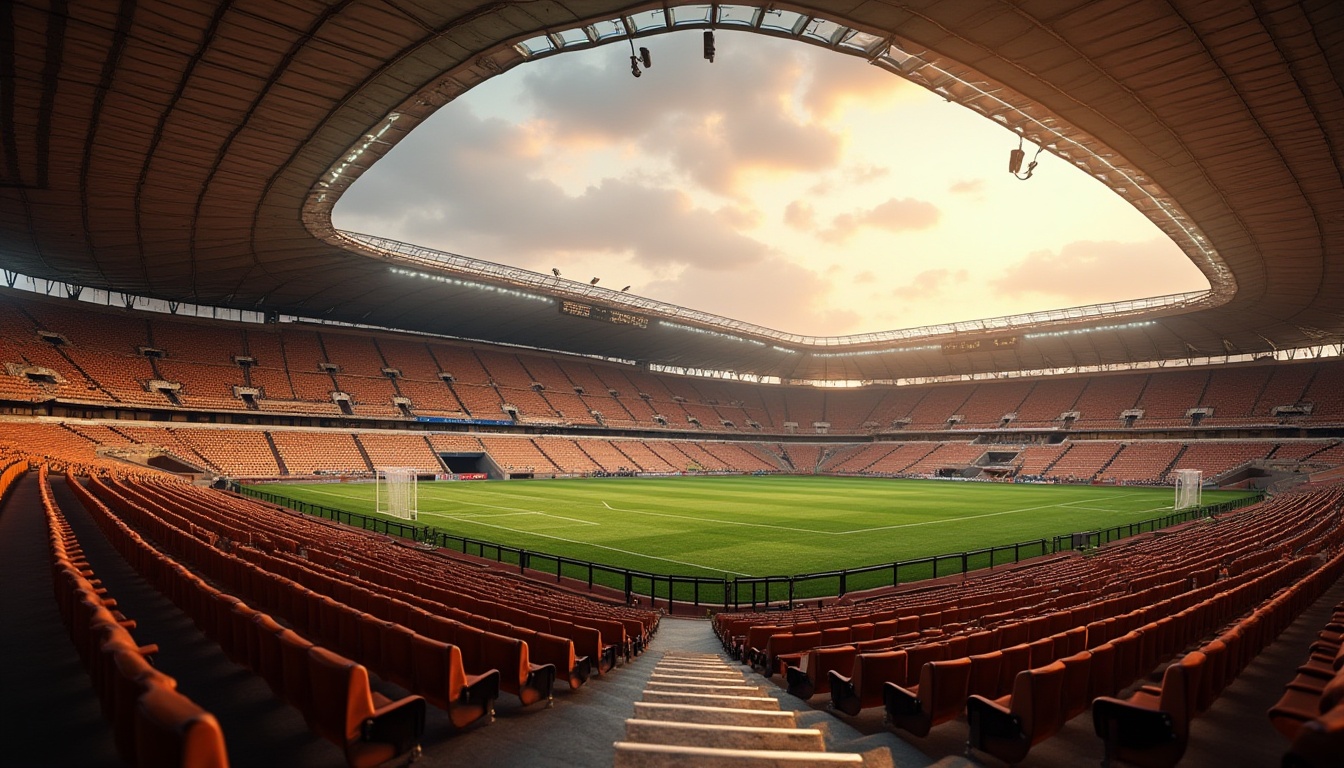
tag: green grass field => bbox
[252,477,1255,587]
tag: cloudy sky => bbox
[334,31,1209,337]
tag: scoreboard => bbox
[941,335,1019,355]
[559,300,650,329]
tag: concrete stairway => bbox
[614,652,865,767]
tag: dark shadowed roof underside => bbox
[1,0,1341,381]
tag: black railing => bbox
[1049,493,1262,552]
[234,484,1263,612]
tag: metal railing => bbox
[338,230,1212,349]
[235,484,1263,612]
[1050,493,1262,552]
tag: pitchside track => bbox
[254,476,1254,579]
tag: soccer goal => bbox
[1174,469,1203,511]
[375,467,418,521]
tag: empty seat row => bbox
[40,465,230,768]
[66,470,429,766]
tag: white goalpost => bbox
[1174,468,1203,511]
[375,467,419,521]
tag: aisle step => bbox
[632,702,798,728]
[613,742,864,767]
[618,652,869,767]
[625,719,826,751]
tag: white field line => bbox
[1059,500,1174,515]
[437,498,600,526]
[601,495,1155,536]
[435,511,538,520]
[601,500,831,534]
[290,485,599,526]
[439,514,750,577]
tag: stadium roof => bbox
[2,1,1341,382]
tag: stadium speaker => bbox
[703,30,715,62]
[640,47,652,69]
[1008,147,1025,174]
[629,55,641,77]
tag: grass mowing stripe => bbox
[432,513,753,577]
[252,477,1255,579]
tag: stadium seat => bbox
[883,657,973,737]
[408,633,499,729]
[305,646,426,768]
[828,650,906,717]
[134,685,230,768]
[1091,651,1206,768]
[1285,703,1344,768]
[966,660,1067,764]
[784,645,856,700]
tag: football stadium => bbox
[1,2,1342,767]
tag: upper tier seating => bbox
[7,292,1344,437]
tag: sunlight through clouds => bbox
[334,30,1209,336]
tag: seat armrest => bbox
[363,695,426,755]
[967,694,1020,745]
[883,682,922,718]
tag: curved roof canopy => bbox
[1,0,1341,382]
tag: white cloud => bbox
[819,198,941,243]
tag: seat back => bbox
[306,646,374,745]
[355,615,386,674]
[854,650,907,710]
[1062,626,1089,657]
[277,629,315,713]
[820,627,852,646]
[1028,637,1056,669]
[134,685,229,768]
[1059,650,1093,721]
[967,652,1003,698]
[252,614,286,693]
[998,621,1029,648]
[381,623,418,692]
[965,630,997,657]
[926,658,974,725]
[942,634,969,661]
[1159,651,1205,739]
[904,642,947,688]
[811,646,858,696]
[409,634,451,710]
[1087,642,1117,700]
[481,632,528,694]
[1195,639,1226,712]
[1011,660,1066,744]
[1111,631,1143,690]
[997,644,1032,699]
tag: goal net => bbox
[375,467,418,521]
[1174,469,1203,511]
